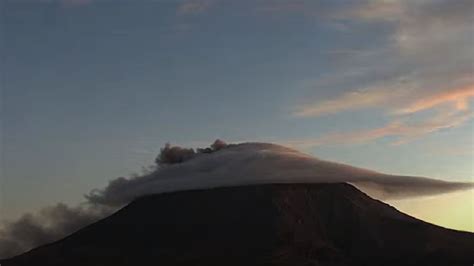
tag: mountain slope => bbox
[2,183,473,266]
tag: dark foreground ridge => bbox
[2,183,473,266]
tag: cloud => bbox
[291,0,473,145]
[289,109,473,148]
[346,0,403,21]
[295,81,474,117]
[1,142,472,259]
[293,81,413,117]
[85,143,473,206]
[177,0,215,15]
[293,83,474,147]
[355,0,474,86]
[395,85,474,115]
[2,0,473,259]
[353,0,474,60]
[0,203,112,258]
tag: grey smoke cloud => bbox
[1,142,472,259]
[0,203,113,258]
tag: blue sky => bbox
[1,0,473,220]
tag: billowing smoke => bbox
[0,140,472,258]
[0,203,113,258]
[85,142,472,206]
[0,140,229,258]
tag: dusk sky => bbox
[1,0,473,226]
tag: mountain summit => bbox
[2,183,473,266]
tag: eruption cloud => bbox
[1,141,472,258]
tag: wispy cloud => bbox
[346,0,403,22]
[289,83,474,148]
[293,82,413,117]
[353,0,474,55]
[177,0,215,15]
[395,85,474,115]
[295,84,474,118]
[291,0,474,147]
[287,109,473,148]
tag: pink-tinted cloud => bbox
[288,84,474,148]
[395,85,474,114]
[294,83,474,118]
[293,85,411,117]
[286,110,473,148]
[292,81,474,147]
[290,0,473,147]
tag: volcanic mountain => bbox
[2,183,473,266]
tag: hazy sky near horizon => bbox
[1,0,473,221]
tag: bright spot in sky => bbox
[388,189,474,232]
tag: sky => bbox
[1,0,473,226]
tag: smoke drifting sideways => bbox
[0,203,114,259]
[1,141,472,258]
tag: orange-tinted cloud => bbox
[294,84,474,118]
[293,85,410,117]
[287,109,473,148]
[291,82,474,147]
[395,85,474,114]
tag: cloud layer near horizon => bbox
[1,142,472,259]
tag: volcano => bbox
[2,183,473,266]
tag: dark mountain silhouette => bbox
[2,183,473,266]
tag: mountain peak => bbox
[3,183,473,266]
